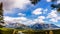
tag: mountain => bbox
[28,23,60,30]
[5,23,60,30]
[49,24,60,28]
[5,23,27,29]
[28,23,43,30]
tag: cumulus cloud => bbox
[57,16,60,20]
[34,16,45,24]
[38,16,45,19]
[49,16,60,22]
[57,0,60,4]
[4,16,27,22]
[46,0,51,2]
[47,9,60,22]
[0,0,33,15]
[37,16,45,23]
[1,0,31,10]
[4,16,34,25]
[47,10,57,18]
[50,18,58,22]
[32,8,43,15]
[3,10,14,15]
[43,8,48,14]
[4,16,15,23]
[4,16,45,26]
[4,16,28,25]
[34,19,44,24]
[18,13,26,17]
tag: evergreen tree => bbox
[0,2,4,28]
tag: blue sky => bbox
[4,0,52,18]
[1,0,60,26]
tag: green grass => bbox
[0,27,60,34]
[0,28,14,34]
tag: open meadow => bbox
[0,28,60,34]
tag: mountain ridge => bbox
[5,23,60,30]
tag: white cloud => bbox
[3,10,14,15]
[4,16,28,25]
[4,16,27,22]
[50,18,58,22]
[38,16,45,19]
[32,8,43,15]
[4,16,16,25]
[4,16,36,25]
[38,16,45,23]
[57,0,60,4]
[49,16,60,22]
[47,10,57,18]
[43,8,48,14]
[46,0,51,2]
[2,0,31,10]
[0,0,32,15]
[57,16,60,20]
[47,10,58,22]
[4,16,45,26]
[34,16,45,24]
[18,13,26,17]
[47,9,60,22]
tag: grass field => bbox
[0,27,60,34]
